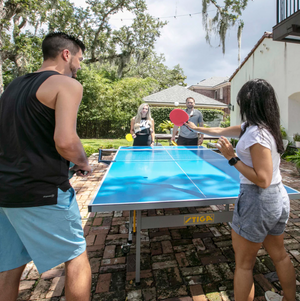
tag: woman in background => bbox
[130,103,155,146]
[187,79,295,301]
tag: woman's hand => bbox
[216,136,236,160]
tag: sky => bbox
[72,0,276,86]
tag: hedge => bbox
[77,107,224,138]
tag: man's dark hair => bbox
[237,78,284,154]
[186,97,195,102]
[42,32,85,60]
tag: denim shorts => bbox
[0,188,86,273]
[231,182,290,243]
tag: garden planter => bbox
[295,141,300,148]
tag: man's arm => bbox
[53,77,91,175]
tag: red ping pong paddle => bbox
[169,109,193,132]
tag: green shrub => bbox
[293,133,300,142]
[286,150,300,170]
[282,142,297,159]
[220,115,230,128]
[280,126,288,139]
[159,120,174,133]
[83,145,99,157]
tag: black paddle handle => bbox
[68,169,88,178]
[184,123,193,132]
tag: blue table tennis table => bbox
[88,146,300,283]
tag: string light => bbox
[110,9,217,21]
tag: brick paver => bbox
[17,153,300,300]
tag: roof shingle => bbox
[143,85,227,108]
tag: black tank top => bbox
[0,71,71,207]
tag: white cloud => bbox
[71,0,276,85]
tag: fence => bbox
[277,0,300,23]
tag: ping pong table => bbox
[88,146,300,283]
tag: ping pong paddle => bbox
[171,140,177,146]
[169,109,193,132]
[210,143,221,148]
[125,133,133,142]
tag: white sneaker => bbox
[265,291,283,301]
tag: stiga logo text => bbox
[184,214,215,225]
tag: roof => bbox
[143,85,228,108]
[194,76,229,87]
[229,32,273,82]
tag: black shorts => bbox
[177,135,198,146]
[133,134,151,146]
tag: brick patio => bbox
[17,153,300,301]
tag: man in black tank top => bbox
[0,33,92,300]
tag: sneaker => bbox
[265,291,283,301]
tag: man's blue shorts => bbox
[0,188,86,273]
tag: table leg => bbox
[128,210,133,243]
[135,210,141,283]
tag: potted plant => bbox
[281,126,289,151]
[159,120,174,134]
[286,150,300,174]
[293,133,300,148]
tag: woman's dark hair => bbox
[237,79,284,154]
[42,32,85,60]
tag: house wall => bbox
[230,38,300,140]
[194,88,215,99]
[193,85,231,114]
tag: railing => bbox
[277,0,300,23]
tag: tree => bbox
[102,52,187,90]
[202,0,249,64]
[76,64,159,137]
[127,53,186,90]
[0,0,76,93]
[82,0,167,78]
[0,0,168,93]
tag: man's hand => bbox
[70,163,93,177]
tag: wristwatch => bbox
[228,156,240,166]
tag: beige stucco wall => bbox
[230,38,300,140]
